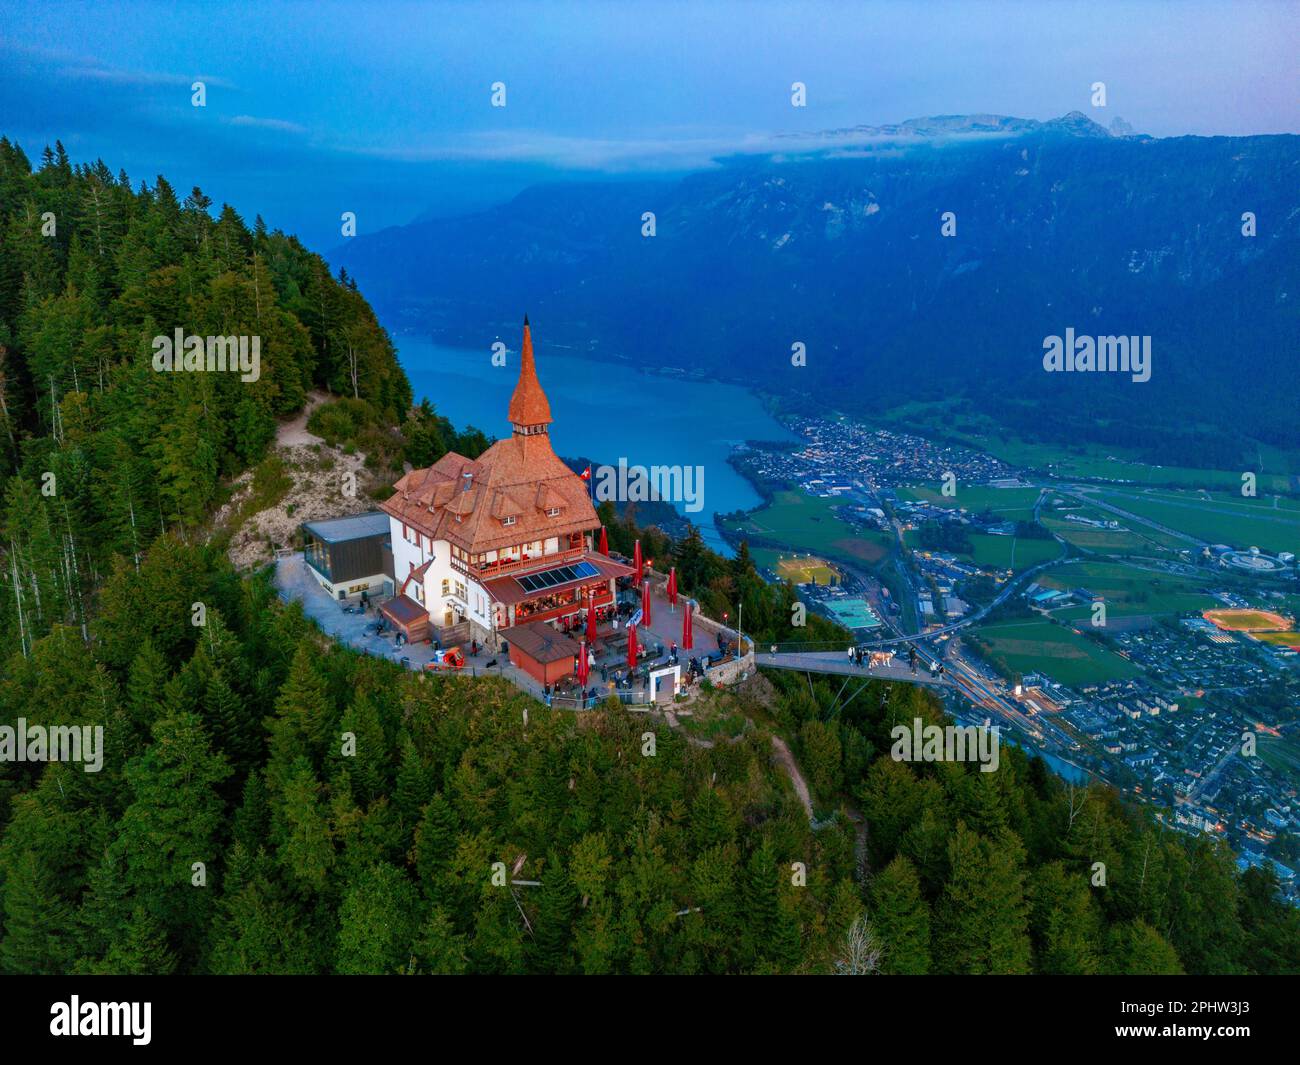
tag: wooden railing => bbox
[453,545,587,579]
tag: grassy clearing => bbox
[1091,487,1300,554]
[724,490,891,565]
[1037,560,1218,622]
[967,617,1141,686]
[897,484,1041,522]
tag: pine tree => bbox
[528,849,577,974]
[933,823,1031,974]
[871,855,932,974]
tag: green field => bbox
[906,529,1061,571]
[967,618,1142,686]
[1258,734,1300,777]
[897,484,1041,522]
[1087,487,1300,554]
[776,554,839,585]
[1036,560,1218,623]
[725,490,893,566]
[1040,500,1177,557]
[967,533,1063,571]
[1252,631,1300,648]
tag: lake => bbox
[394,336,797,555]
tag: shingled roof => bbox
[508,317,552,428]
[380,320,599,555]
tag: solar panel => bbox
[514,560,602,596]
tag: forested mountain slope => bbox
[0,142,1294,975]
[0,137,410,653]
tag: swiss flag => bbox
[580,465,591,481]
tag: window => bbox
[441,579,449,596]
[502,515,517,527]
[546,507,561,517]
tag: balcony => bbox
[456,544,586,580]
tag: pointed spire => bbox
[508,316,552,430]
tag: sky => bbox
[1,0,1296,249]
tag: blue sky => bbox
[2,0,1295,248]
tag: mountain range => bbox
[334,113,1299,464]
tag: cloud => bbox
[226,114,307,135]
[0,36,234,90]
[341,122,1029,172]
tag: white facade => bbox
[387,516,501,636]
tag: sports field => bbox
[1203,608,1293,632]
[776,555,839,585]
[967,618,1141,687]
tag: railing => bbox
[453,545,587,579]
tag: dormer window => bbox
[502,515,517,527]
[545,507,561,517]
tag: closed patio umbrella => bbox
[682,600,694,650]
[627,623,639,670]
[632,539,642,586]
[585,589,599,643]
[667,567,678,609]
[577,639,589,687]
[598,526,609,556]
[641,578,652,627]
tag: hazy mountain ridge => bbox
[336,115,1299,459]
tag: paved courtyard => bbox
[274,557,740,708]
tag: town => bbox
[724,412,1300,899]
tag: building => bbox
[505,620,584,686]
[301,512,394,600]
[379,319,633,648]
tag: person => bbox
[600,663,608,681]
[847,645,854,663]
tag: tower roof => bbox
[507,318,552,428]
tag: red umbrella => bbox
[626,623,638,670]
[682,600,694,650]
[598,526,609,556]
[585,590,599,643]
[667,567,678,608]
[641,578,652,627]
[577,639,589,687]
[632,539,642,586]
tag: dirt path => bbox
[770,735,814,821]
[276,390,330,447]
